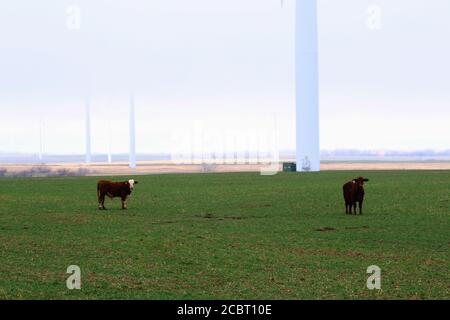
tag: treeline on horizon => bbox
[0,166,90,178]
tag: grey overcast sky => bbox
[0,0,449,154]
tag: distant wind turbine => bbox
[85,96,92,164]
[38,119,45,162]
[107,119,112,164]
[129,92,137,169]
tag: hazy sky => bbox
[0,0,449,155]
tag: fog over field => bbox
[1,0,449,158]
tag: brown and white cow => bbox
[97,179,138,210]
[343,177,369,215]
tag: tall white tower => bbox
[107,120,112,164]
[295,0,320,172]
[85,97,92,164]
[38,119,44,162]
[129,92,137,169]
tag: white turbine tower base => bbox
[38,119,44,162]
[107,120,112,164]
[85,97,92,164]
[295,0,320,172]
[129,92,137,169]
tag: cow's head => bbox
[353,177,369,187]
[128,179,139,191]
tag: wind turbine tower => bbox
[38,119,44,162]
[85,97,92,163]
[294,0,320,171]
[129,92,137,169]
[107,120,112,164]
[282,0,320,171]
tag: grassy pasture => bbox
[0,171,448,299]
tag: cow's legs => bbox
[358,201,363,215]
[352,203,357,214]
[121,196,127,210]
[101,193,107,210]
[98,193,106,210]
[345,197,352,214]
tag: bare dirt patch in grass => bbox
[315,227,336,232]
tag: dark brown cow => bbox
[343,177,369,215]
[97,179,138,210]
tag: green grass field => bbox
[0,171,448,299]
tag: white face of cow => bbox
[128,179,135,190]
